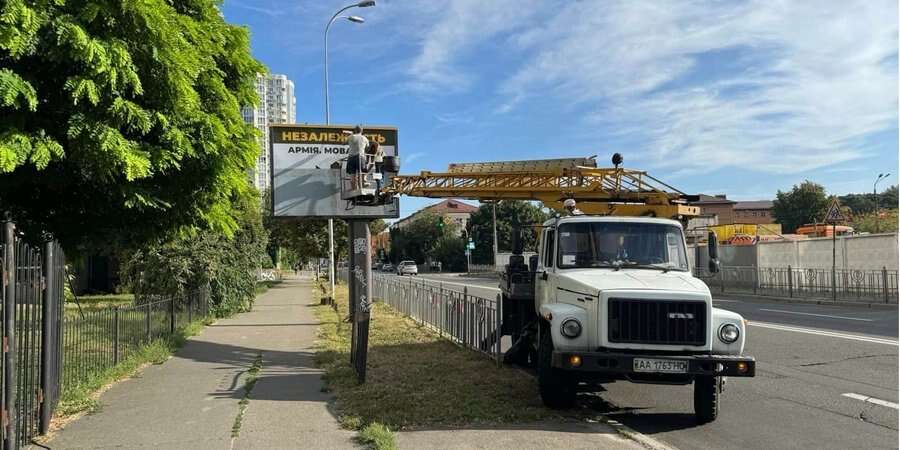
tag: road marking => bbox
[749,321,899,346]
[712,299,739,303]
[758,308,874,322]
[842,393,900,410]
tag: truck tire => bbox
[537,326,576,409]
[694,375,719,424]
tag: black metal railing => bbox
[370,274,503,364]
[697,265,899,304]
[0,221,211,449]
[61,289,209,392]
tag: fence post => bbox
[495,293,502,367]
[883,266,890,304]
[40,240,55,434]
[188,291,194,324]
[145,302,151,342]
[720,267,725,293]
[4,221,17,450]
[753,267,758,295]
[113,307,120,365]
[169,297,176,335]
[787,265,793,298]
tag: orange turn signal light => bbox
[737,362,748,373]
[569,355,582,367]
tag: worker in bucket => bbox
[347,125,369,189]
[563,198,584,216]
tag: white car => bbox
[397,261,418,276]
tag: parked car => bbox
[397,260,418,276]
[381,263,394,272]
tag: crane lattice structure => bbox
[383,156,700,219]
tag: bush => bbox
[121,196,268,317]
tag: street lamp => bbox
[323,1,374,301]
[874,173,890,233]
[325,1,375,123]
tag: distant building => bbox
[733,200,775,224]
[241,73,297,192]
[692,194,737,224]
[391,199,479,234]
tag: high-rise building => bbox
[242,73,296,192]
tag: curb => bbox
[599,417,676,450]
[712,292,897,310]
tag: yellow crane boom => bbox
[384,156,700,220]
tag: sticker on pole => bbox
[824,199,844,223]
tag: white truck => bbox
[500,215,755,424]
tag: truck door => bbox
[535,228,555,312]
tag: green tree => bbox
[389,212,457,264]
[121,194,268,317]
[467,201,548,264]
[850,209,899,234]
[772,181,830,233]
[0,0,264,249]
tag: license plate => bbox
[633,358,688,373]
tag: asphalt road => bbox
[377,271,899,450]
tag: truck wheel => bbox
[694,375,720,424]
[537,326,576,409]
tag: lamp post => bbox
[874,173,890,233]
[323,1,374,302]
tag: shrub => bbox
[121,196,267,316]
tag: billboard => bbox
[270,124,400,219]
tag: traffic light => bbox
[438,216,445,230]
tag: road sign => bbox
[824,199,845,223]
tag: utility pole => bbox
[874,173,890,234]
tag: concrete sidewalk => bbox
[43,276,357,450]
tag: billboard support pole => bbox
[348,219,371,383]
[328,220,335,302]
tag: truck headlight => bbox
[718,323,740,344]
[560,319,582,338]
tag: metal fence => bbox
[698,265,899,304]
[61,289,209,393]
[0,221,211,449]
[370,274,503,364]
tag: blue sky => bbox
[222,0,899,219]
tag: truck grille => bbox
[608,298,706,346]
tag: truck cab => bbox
[501,215,755,424]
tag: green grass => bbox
[357,422,397,450]
[232,353,263,437]
[313,282,561,444]
[65,294,134,315]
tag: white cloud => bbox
[403,0,898,174]
[498,0,898,174]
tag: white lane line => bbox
[842,393,900,410]
[758,308,874,322]
[749,321,899,346]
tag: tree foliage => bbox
[389,212,458,264]
[839,185,898,214]
[468,201,548,264]
[850,209,899,234]
[772,181,830,233]
[120,194,268,317]
[0,0,264,249]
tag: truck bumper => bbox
[551,351,755,377]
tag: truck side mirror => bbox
[707,231,720,273]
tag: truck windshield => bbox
[556,222,688,271]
